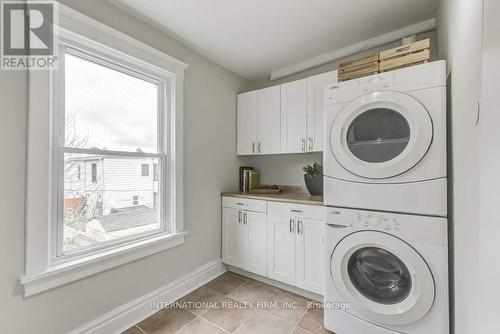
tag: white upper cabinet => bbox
[237,70,337,155]
[307,70,338,152]
[257,86,281,154]
[281,79,308,153]
[237,91,258,155]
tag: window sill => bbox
[20,231,187,297]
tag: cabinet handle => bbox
[475,101,480,126]
[291,209,303,213]
[289,218,295,233]
[236,202,248,206]
[301,138,305,152]
[308,137,313,150]
[243,212,248,224]
[252,142,255,154]
[326,223,348,229]
[238,210,242,223]
[297,220,303,234]
[258,142,261,153]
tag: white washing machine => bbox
[323,61,447,216]
[324,207,449,334]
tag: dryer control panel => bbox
[324,61,446,106]
[359,73,399,92]
[353,212,401,231]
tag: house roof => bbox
[96,206,159,232]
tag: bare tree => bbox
[63,114,102,229]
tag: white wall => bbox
[0,0,250,333]
[436,0,483,333]
[479,0,500,332]
[240,153,321,187]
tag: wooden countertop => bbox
[222,191,324,206]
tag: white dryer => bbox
[324,207,449,334]
[323,61,447,216]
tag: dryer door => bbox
[330,231,435,326]
[330,91,433,179]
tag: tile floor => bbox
[123,271,333,334]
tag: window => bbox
[141,163,150,176]
[91,163,97,183]
[61,46,167,255]
[23,10,187,297]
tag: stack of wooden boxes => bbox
[338,38,431,82]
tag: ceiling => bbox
[109,0,439,81]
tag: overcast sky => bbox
[65,53,159,153]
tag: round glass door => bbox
[347,109,410,163]
[330,91,433,179]
[348,247,412,304]
[330,231,435,326]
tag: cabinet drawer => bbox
[268,201,325,220]
[222,196,267,213]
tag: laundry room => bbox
[1,1,499,334]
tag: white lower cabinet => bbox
[295,218,324,294]
[267,202,324,295]
[222,196,324,295]
[222,207,247,267]
[222,198,267,276]
[267,212,296,285]
[245,211,268,276]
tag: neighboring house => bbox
[63,156,160,250]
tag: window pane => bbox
[141,163,149,176]
[64,52,159,153]
[63,153,162,252]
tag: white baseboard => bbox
[227,265,323,302]
[71,259,226,334]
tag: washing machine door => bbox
[330,231,435,326]
[330,91,433,179]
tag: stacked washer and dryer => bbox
[322,61,449,334]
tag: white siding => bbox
[102,157,159,214]
[64,157,159,216]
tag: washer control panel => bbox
[353,212,401,231]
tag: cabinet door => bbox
[257,86,281,154]
[267,213,296,285]
[222,208,246,267]
[244,211,267,276]
[237,91,258,155]
[281,79,308,153]
[295,218,324,294]
[307,71,338,152]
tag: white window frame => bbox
[21,5,188,296]
[53,40,171,261]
